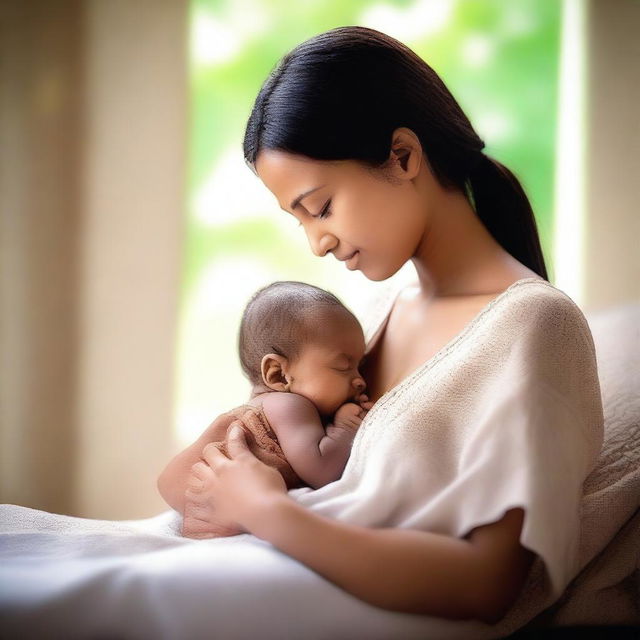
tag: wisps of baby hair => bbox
[243,25,547,280]
[238,281,353,386]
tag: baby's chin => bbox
[314,403,339,418]
[306,395,356,419]
[327,398,355,415]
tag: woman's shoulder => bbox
[484,279,600,389]
[500,278,593,339]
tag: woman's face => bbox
[254,147,430,281]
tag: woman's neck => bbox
[410,185,532,299]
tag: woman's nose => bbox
[308,229,337,257]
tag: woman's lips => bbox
[346,251,359,270]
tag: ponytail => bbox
[467,153,548,280]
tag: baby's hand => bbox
[333,402,366,431]
[355,393,374,411]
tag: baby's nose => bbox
[352,377,366,393]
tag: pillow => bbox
[530,301,640,628]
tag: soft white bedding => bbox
[0,504,491,640]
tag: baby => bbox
[157,281,372,539]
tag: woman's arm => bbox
[248,498,534,623]
[194,428,536,623]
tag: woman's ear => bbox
[395,148,411,171]
[260,354,291,392]
[389,127,423,180]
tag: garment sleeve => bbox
[449,294,605,598]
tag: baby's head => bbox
[239,281,366,416]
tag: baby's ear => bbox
[261,354,291,392]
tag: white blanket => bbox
[1,279,638,639]
[0,505,497,639]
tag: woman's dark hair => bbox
[243,26,548,279]
[238,281,356,386]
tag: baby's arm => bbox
[261,393,364,490]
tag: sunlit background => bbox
[177,0,561,445]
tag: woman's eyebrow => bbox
[290,185,326,210]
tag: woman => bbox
[182,26,603,627]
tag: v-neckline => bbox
[361,277,548,419]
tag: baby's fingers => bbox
[356,393,373,410]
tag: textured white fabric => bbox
[290,277,605,601]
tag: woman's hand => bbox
[186,421,289,532]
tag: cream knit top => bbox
[289,278,604,600]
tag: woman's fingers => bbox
[200,420,254,467]
[226,421,255,459]
[186,477,205,492]
[202,442,229,466]
[190,461,209,478]
[187,461,211,492]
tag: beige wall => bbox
[0,0,82,516]
[1,0,187,519]
[582,0,640,310]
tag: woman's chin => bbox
[361,264,403,282]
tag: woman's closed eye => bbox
[314,199,332,220]
[292,199,331,227]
